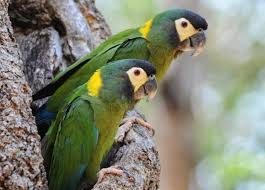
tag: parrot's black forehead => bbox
[108,59,156,76]
[127,59,156,76]
[158,9,208,30]
[180,9,208,30]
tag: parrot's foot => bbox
[115,117,154,143]
[97,166,123,183]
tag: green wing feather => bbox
[33,28,143,100]
[46,35,150,112]
[44,97,98,190]
[52,29,140,83]
[110,37,150,61]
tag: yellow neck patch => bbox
[139,19,153,38]
[87,69,102,97]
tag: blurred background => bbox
[96,0,265,190]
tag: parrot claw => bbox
[115,117,154,143]
[97,166,123,183]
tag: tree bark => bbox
[0,0,47,189]
[1,0,161,189]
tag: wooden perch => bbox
[0,0,161,189]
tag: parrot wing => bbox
[33,29,143,100]
[44,96,99,190]
[110,37,151,61]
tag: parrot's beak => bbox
[178,31,207,56]
[133,75,157,100]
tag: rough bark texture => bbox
[0,0,47,189]
[1,0,160,189]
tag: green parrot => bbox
[34,9,208,137]
[42,59,157,190]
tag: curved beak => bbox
[178,31,207,56]
[134,75,157,100]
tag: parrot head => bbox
[140,9,208,56]
[87,59,157,104]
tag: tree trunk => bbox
[0,0,47,189]
[0,0,160,189]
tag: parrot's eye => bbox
[181,21,188,28]
[198,28,203,32]
[149,74,155,80]
[134,69,141,76]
